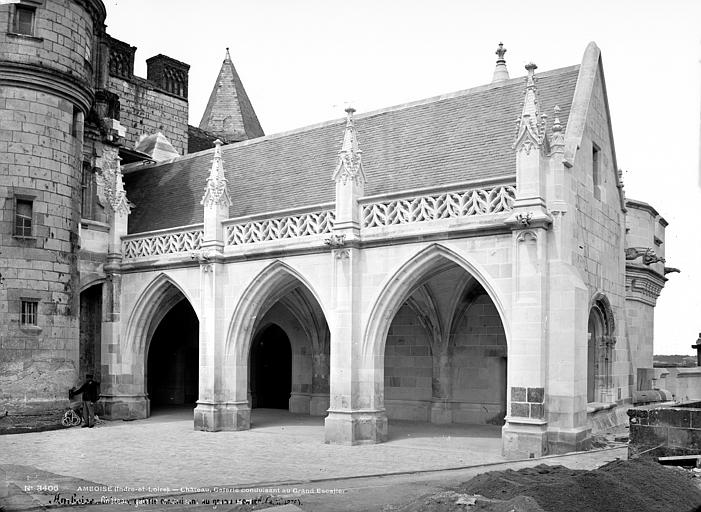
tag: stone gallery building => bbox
[0,0,674,457]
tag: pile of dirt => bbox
[397,459,701,512]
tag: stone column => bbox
[310,351,330,416]
[324,108,387,444]
[192,141,249,431]
[97,147,149,419]
[501,64,552,458]
[543,107,591,453]
[430,349,453,424]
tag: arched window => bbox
[587,298,615,403]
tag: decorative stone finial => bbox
[201,139,232,208]
[332,107,366,185]
[513,62,543,152]
[496,42,506,62]
[550,105,564,152]
[492,42,510,82]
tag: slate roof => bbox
[125,65,580,234]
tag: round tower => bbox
[0,0,106,420]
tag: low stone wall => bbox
[628,401,701,458]
[653,367,701,402]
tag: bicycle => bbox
[61,406,82,427]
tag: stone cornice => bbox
[626,264,667,306]
[0,60,94,113]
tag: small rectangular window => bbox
[81,163,96,219]
[71,106,82,139]
[12,6,35,36]
[21,300,38,326]
[15,198,33,237]
[592,143,601,200]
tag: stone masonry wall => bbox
[384,304,433,420]
[572,68,629,403]
[628,402,701,458]
[450,294,507,423]
[107,75,188,155]
[0,0,94,84]
[0,85,82,414]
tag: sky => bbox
[104,0,701,355]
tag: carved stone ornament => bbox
[201,140,232,208]
[515,212,533,227]
[96,152,132,216]
[324,233,346,248]
[332,108,366,186]
[625,247,665,265]
[190,248,218,272]
[325,233,349,259]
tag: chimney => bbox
[146,54,190,99]
[492,42,510,83]
[106,34,136,80]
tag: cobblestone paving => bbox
[0,408,505,490]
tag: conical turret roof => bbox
[198,49,264,142]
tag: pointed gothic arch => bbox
[222,260,331,411]
[587,292,616,403]
[124,272,199,363]
[226,260,330,363]
[363,243,509,362]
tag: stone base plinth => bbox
[430,401,453,424]
[546,426,591,454]
[502,419,548,459]
[324,410,388,445]
[194,402,250,432]
[98,395,150,420]
[289,393,311,414]
[310,394,329,417]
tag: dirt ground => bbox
[392,459,701,512]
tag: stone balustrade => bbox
[122,224,203,260]
[223,204,336,247]
[360,179,516,229]
[121,179,516,261]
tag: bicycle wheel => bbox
[61,412,72,427]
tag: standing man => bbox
[70,374,100,428]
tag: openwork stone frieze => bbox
[361,185,516,229]
[122,226,203,260]
[225,210,335,246]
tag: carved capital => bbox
[190,248,219,272]
[324,233,346,249]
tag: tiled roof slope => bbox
[187,125,218,153]
[125,65,580,234]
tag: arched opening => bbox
[587,299,614,403]
[383,262,508,427]
[146,298,199,409]
[79,283,102,381]
[250,324,292,409]
[226,261,330,423]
